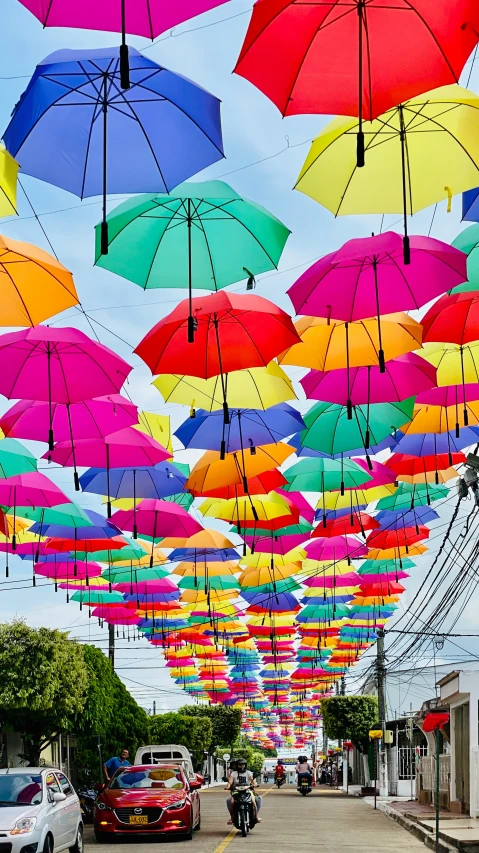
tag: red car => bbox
[94,764,202,842]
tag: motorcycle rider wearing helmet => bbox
[274,759,285,781]
[296,755,312,787]
[225,757,262,824]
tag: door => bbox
[45,771,67,850]
[55,773,78,845]
[455,703,470,812]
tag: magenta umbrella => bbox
[348,458,396,490]
[301,353,437,416]
[304,536,367,563]
[275,490,315,524]
[0,327,132,451]
[416,384,479,407]
[110,499,203,564]
[287,232,466,372]
[0,472,69,550]
[19,0,229,89]
[43,426,170,500]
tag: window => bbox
[110,768,184,790]
[0,775,42,805]
[45,773,61,795]
[56,773,73,796]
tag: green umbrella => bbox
[79,538,149,565]
[449,225,479,294]
[358,558,416,575]
[71,590,124,605]
[162,492,194,511]
[178,575,239,591]
[376,482,449,510]
[231,520,313,536]
[0,439,37,478]
[94,180,290,341]
[100,566,169,583]
[12,503,92,527]
[282,457,372,493]
[299,399,415,457]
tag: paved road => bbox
[84,785,425,853]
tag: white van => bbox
[134,744,197,782]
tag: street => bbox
[84,785,426,852]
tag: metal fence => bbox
[398,745,428,780]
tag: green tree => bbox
[178,705,242,753]
[249,751,265,779]
[320,696,378,752]
[0,621,88,765]
[149,712,212,765]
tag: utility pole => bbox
[376,628,388,797]
[341,675,346,696]
[153,701,157,716]
[108,624,115,669]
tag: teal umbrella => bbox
[11,503,92,527]
[376,482,449,510]
[95,180,290,341]
[449,225,479,294]
[282,457,372,493]
[299,398,415,458]
[0,439,37,478]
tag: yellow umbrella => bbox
[107,539,167,568]
[317,484,395,511]
[368,544,427,560]
[199,491,295,523]
[153,361,296,411]
[239,564,300,586]
[187,443,294,495]
[421,342,479,386]
[173,561,239,578]
[134,412,173,455]
[295,85,479,261]
[279,314,422,370]
[0,148,18,218]
[240,548,306,567]
[394,466,459,484]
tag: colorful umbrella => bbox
[186,443,294,496]
[0,148,18,217]
[282,457,372,493]
[449,225,479,293]
[175,404,303,456]
[0,439,37,478]
[80,462,187,504]
[299,399,414,457]
[110,499,202,558]
[190,469,287,500]
[3,48,224,254]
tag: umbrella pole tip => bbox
[120,42,130,90]
[403,235,411,265]
[378,350,386,374]
[101,221,109,256]
[74,471,80,492]
[356,131,365,168]
[187,315,197,343]
[48,429,54,452]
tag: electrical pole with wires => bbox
[377,628,388,797]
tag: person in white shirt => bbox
[296,756,312,786]
[225,757,262,824]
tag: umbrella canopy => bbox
[279,314,422,371]
[0,473,69,549]
[0,395,137,443]
[376,483,449,510]
[295,86,479,263]
[366,527,430,550]
[422,292,479,345]
[12,503,92,527]
[375,507,439,529]
[191,469,287,500]
[396,427,479,456]
[299,399,414,456]
[175,404,304,453]
[0,234,79,326]
[404,403,479,434]
[80,462,187,502]
[421,342,479,388]
[0,149,18,217]
[234,0,479,122]
[385,453,465,476]
[304,537,367,562]
[311,513,379,539]
[301,354,436,406]
[186,443,294,495]
[282,457,372,493]
[0,439,37,478]
[110,499,202,558]
[3,47,224,254]
[449,225,479,293]
[153,362,296,411]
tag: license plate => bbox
[129,816,148,825]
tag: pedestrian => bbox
[103,748,131,783]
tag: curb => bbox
[375,802,458,852]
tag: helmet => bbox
[299,756,308,763]
[236,757,247,770]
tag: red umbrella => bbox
[234,0,479,165]
[188,468,287,499]
[385,452,465,476]
[135,292,299,421]
[311,512,379,539]
[422,293,479,346]
[366,527,429,550]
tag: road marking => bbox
[212,828,238,853]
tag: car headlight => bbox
[95,802,112,812]
[11,817,37,835]
[166,800,186,810]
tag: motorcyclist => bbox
[274,759,285,781]
[296,755,312,787]
[225,757,262,825]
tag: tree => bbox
[320,696,378,752]
[249,751,265,779]
[149,712,212,765]
[0,621,88,765]
[178,705,242,753]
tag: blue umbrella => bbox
[375,506,439,529]
[3,47,224,255]
[314,506,367,522]
[463,187,479,222]
[80,461,187,501]
[169,546,239,562]
[175,404,304,457]
[29,509,121,539]
[396,427,479,457]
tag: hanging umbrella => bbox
[288,233,464,371]
[396,427,479,456]
[279,314,422,371]
[0,472,69,549]
[0,439,37,478]
[0,395,137,445]
[295,86,479,263]
[385,452,465,481]
[186,443,294,496]
[375,507,439,530]
[0,234,79,326]
[282,457,372,493]
[289,431,398,459]
[311,513,379,539]
[80,461,187,505]
[366,527,430,550]
[301,354,436,415]
[0,326,131,451]
[375,482,449,511]
[0,148,18,217]
[422,292,479,347]
[175,404,304,456]
[153,362,296,412]
[11,503,92,527]
[189,469,287,500]
[304,537,367,562]
[404,402,479,435]
[3,47,224,256]
[96,180,290,335]
[234,0,479,162]
[448,225,479,293]
[110,499,202,560]
[19,0,230,90]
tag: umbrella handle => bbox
[356,1,365,168]
[120,44,130,90]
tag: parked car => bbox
[94,764,202,842]
[0,767,83,853]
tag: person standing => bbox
[103,748,131,782]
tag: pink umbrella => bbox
[0,473,69,549]
[91,605,141,625]
[43,426,170,497]
[348,458,397,490]
[110,499,203,564]
[0,326,132,450]
[34,560,102,580]
[275,489,315,524]
[416,384,479,407]
[301,353,437,412]
[287,232,466,372]
[304,573,359,589]
[304,536,367,562]
[243,531,309,555]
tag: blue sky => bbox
[1,0,478,715]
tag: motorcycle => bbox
[297,774,312,796]
[232,786,257,837]
[77,785,97,823]
[274,774,286,788]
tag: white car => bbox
[0,768,83,853]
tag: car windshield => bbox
[110,769,184,790]
[0,775,42,805]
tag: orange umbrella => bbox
[186,442,294,494]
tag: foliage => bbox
[249,751,265,779]
[73,645,149,783]
[320,695,379,752]
[178,705,242,751]
[0,620,88,765]
[149,712,212,764]
[262,747,278,757]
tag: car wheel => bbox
[193,816,201,832]
[43,834,53,853]
[70,824,83,853]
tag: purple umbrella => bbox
[301,353,437,414]
[287,232,466,371]
[396,427,479,457]
[304,536,367,563]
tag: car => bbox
[94,764,202,842]
[0,767,83,853]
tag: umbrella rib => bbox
[191,205,219,291]
[143,211,181,290]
